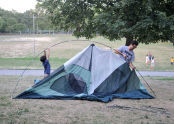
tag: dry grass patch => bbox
[0,75,174,124]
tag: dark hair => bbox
[40,55,46,62]
[130,40,139,46]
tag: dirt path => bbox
[0,69,174,77]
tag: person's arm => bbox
[114,49,127,59]
[44,48,50,60]
[129,53,136,70]
[44,50,46,56]
[47,48,50,60]
[129,62,136,70]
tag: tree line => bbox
[0,8,54,33]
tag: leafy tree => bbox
[37,0,174,45]
[0,7,55,33]
[34,5,56,31]
[4,17,17,32]
[0,17,5,31]
[13,23,27,32]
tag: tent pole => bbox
[11,40,90,98]
[136,69,156,97]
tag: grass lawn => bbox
[0,34,174,71]
[0,75,174,124]
[0,57,68,69]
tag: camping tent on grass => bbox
[15,44,154,102]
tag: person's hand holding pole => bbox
[129,62,136,70]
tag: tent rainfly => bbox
[15,44,154,102]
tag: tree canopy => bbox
[37,0,174,45]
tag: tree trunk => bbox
[125,35,133,46]
[169,38,174,46]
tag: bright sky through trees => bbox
[0,0,37,13]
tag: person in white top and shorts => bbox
[145,55,149,66]
[151,56,155,69]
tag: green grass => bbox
[1,56,174,71]
[0,57,68,69]
[147,77,174,80]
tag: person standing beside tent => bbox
[40,48,51,78]
[145,54,149,66]
[171,57,174,65]
[114,40,138,70]
[150,56,155,69]
[148,52,152,63]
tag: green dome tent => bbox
[15,44,154,102]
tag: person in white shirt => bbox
[151,56,155,69]
[145,54,149,66]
